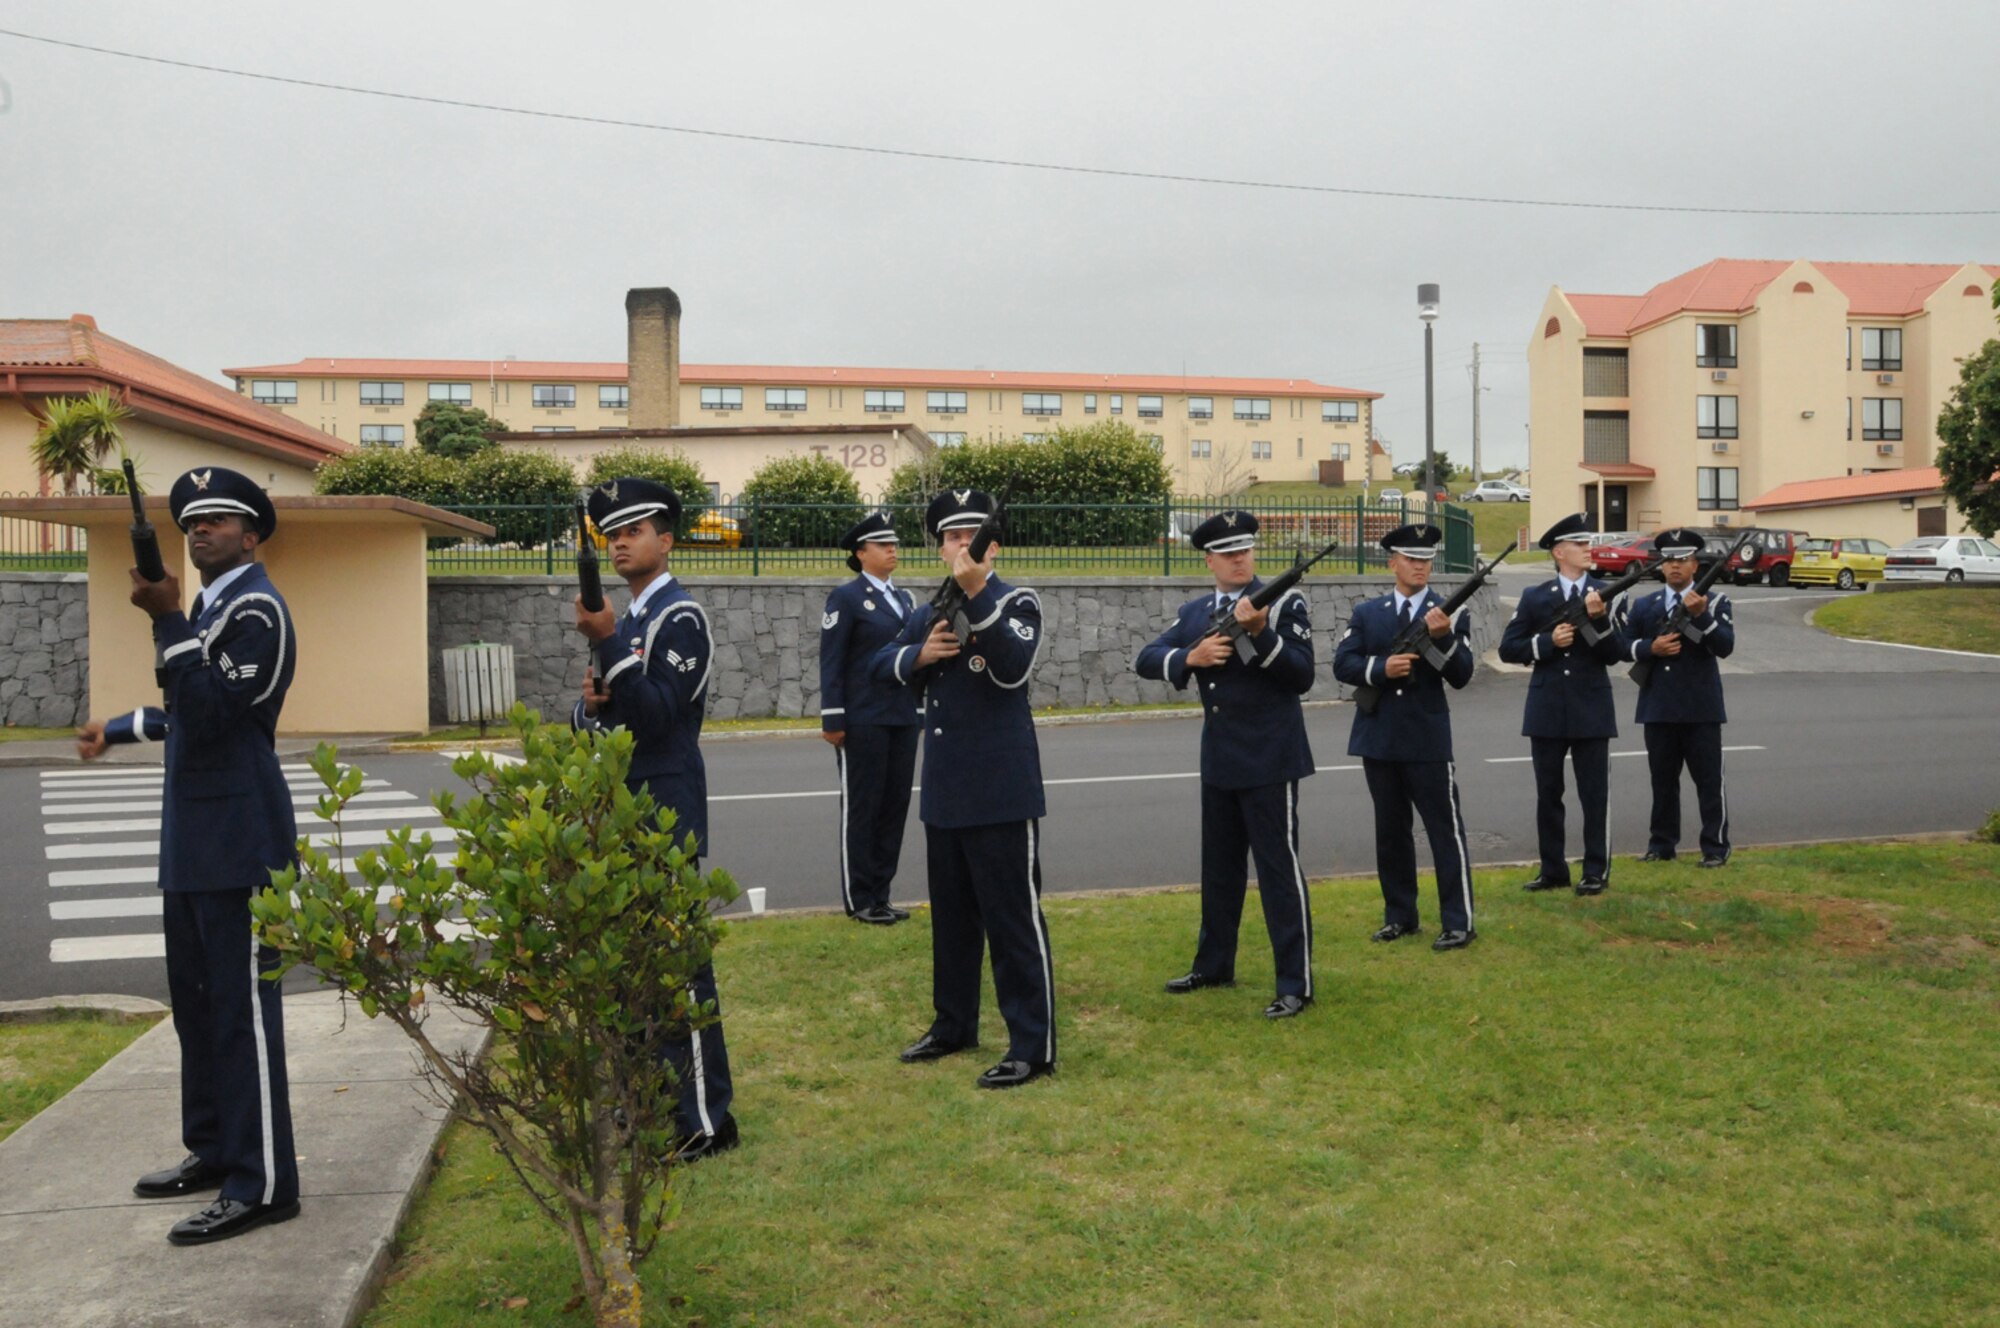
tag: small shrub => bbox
[583,447,712,535]
[738,453,865,548]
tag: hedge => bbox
[882,421,1172,546]
[737,453,866,548]
[582,447,712,536]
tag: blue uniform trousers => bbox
[1530,736,1612,884]
[1192,780,1315,1000]
[162,889,298,1207]
[634,775,733,1140]
[1362,759,1475,934]
[1644,722,1729,860]
[834,724,919,914]
[924,819,1057,1066]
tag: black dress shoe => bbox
[1263,994,1312,1020]
[134,1154,227,1200]
[1575,877,1609,896]
[1431,929,1476,951]
[1640,850,1675,863]
[166,1197,301,1246]
[899,1031,976,1063]
[885,904,912,920]
[1163,971,1235,994]
[975,1059,1052,1089]
[852,906,901,926]
[1698,854,1729,869]
[1522,875,1571,892]
[1371,922,1423,943]
[673,1114,740,1164]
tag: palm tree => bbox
[31,389,132,495]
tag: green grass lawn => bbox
[1815,587,2000,655]
[365,840,2000,1327]
[0,726,75,744]
[0,1014,162,1143]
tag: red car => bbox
[1726,528,1807,586]
[1590,536,1656,578]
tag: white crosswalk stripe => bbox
[40,778,391,799]
[41,790,419,815]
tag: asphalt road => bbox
[5,583,1995,1002]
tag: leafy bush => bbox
[738,453,865,548]
[883,421,1173,546]
[312,446,459,506]
[414,402,510,461]
[583,447,712,536]
[314,445,572,547]
[1978,807,2000,845]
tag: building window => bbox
[1188,396,1214,420]
[1023,432,1049,444]
[1697,466,1739,511]
[1321,400,1360,423]
[531,426,577,433]
[1861,327,1903,372]
[599,385,629,409]
[1861,397,1902,441]
[1696,395,1739,439]
[533,384,577,409]
[251,379,298,405]
[932,431,967,447]
[1330,443,1351,461]
[1190,438,1212,458]
[428,382,473,405]
[359,424,405,447]
[1110,395,1124,415]
[1847,397,1853,441]
[1251,440,1272,460]
[926,390,967,414]
[1233,397,1272,421]
[359,381,404,406]
[700,386,743,411]
[863,389,905,413]
[1695,323,1737,368]
[1581,349,1630,397]
[1137,395,1164,418]
[1582,410,1630,465]
[1022,392,1063,416]
[1846,326,1852,370]
[1144,433,1162,452]
[765,387,807,412]
[1084,394,1098,414]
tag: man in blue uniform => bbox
[1497,513,1628,896]
[574,477,737,1160]
[1331,524,1479,950]
[1614,528,1736,868]
[873,489,1056,1088]
[1134,510,1319,1017]
[819,512,920,924]
[76,466,301,1245]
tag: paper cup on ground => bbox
[746,887,767,915]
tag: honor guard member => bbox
[1134,509,1319,1018]
[819,512,920,924]
[1331,524,1479,951]
[1498,513,1629,896]
[872,488,1057,1089]
[76,466,301,1245]
[574,477,738,1160]
[1614,528,1736,867]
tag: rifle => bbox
[1627,531,1751,686]
[1204,540,1341,662]
[1350,540,1516,715]
[929,484,1012,643]
[124,459,168,689]
[1547,558,1658,649]
[574,498,605,691]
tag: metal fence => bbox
[0,509,88,572]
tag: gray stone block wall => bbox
[0,574,91,729]
[428,575,1502,724]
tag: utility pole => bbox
[1466,342,1488,480]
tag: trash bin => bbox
[441,642,516,736]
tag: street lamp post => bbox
[1418,284,1440,504]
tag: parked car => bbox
[1376,487,1404,505]
[683,510,743,548]
[1461,479,1531,503]
[1727,528,1807,586]
[1884,535,2000,583]
[1791,537,1892,590]
[1589,535,1655,578]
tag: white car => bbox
[1375,487,1405,505]
[1883,535,2000,583]
[1463,479,1530,503]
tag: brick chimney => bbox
[624,287,682,428]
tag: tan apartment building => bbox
[1527,258,1998,539]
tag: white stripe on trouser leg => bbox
[1024,820,1055,1065]
[1446,762,1473,929]
[688,1004,714,1137]
[246,926,277,1206]
[1718,748,1729,853]
[836,748,853,913]
[1285,782,1312,999]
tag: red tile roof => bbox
[1745,467,1944,511]
[1580,462,1657,479]
[221,357,1382,399]
[1564,260,2000,337]
[4,319,345,466]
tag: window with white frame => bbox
[1695,323,1737,368]
[1137,395,1164,418]
[1322,399,1359,423]
[533,384,577,409]
[600,385,629,409]
[1697,466,1739,511]
[699,386,743,411]
[1190,438,1212,458]
[1110,394,1124,415]
[1251,440,1272,460]
[863,389,905,413]
[252,379,298,404]
[1696,395,1738,439]
[927,390,967,414]
[531,426,577,433]
[359,381,403,406]
[428,382,473,404]
[1023,432,1049,443]
[765,387,807,412]
[1330,443,1351,461]
[1084,393,1098,414]
[359,424,405,446]
[1022,392,1062,416]
[932,431,967,446]
[1861,397,1902,440]
[1233,397,1271,420]
[1188,396,1214,419]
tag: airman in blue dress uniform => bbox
[1614,528,1736,867]
[819,512,920,924]
[1332,523,1480,950]
[874,489,1057,1089]
[574,477,738,1160]
[1134,510,1319,1018]
[1498,513,1630,895]
[78,466,301,1245]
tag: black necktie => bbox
[1399,599,1414,631]
[189,592,206,621]
[884,583,902,617]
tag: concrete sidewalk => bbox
[0,735,403,769]
[0,990,488,1328]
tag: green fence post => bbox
[1354,494,1365,575]
[543,503,555,575]
[1162,492,1172,577]
[751,494,761,577]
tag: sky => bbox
[3,1,1997,472]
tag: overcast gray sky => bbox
[4,1,1996,471]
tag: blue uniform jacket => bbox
[1132,581,1315,790]
[871,574,1045,829]
[574,575,711,849]
[104,563,298,893]
[1497,576,1627,740]
[818,575,920,732]
[1615,584,1734,726]
[1331,588,1476,762]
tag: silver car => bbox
[1884,535,2000,583]
[1462,479,1530,502]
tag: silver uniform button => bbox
[1563,669,1571,676]
[1395,688,1404,696]
[933,728,942,736]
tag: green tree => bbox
[414,401,511,461]
[313,446,574,547]
[31,389,131,495]
[254,716,736,1328]
[312,445,459,506]
[583,447,712,535]
[883,422,1173,546]
[738,452,865,548]
[1936,333,2000,539]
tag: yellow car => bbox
[1790,536,1890,589]
[682,510,743,548]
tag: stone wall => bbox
[0,573,90,728]
[428,575,1503,724]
